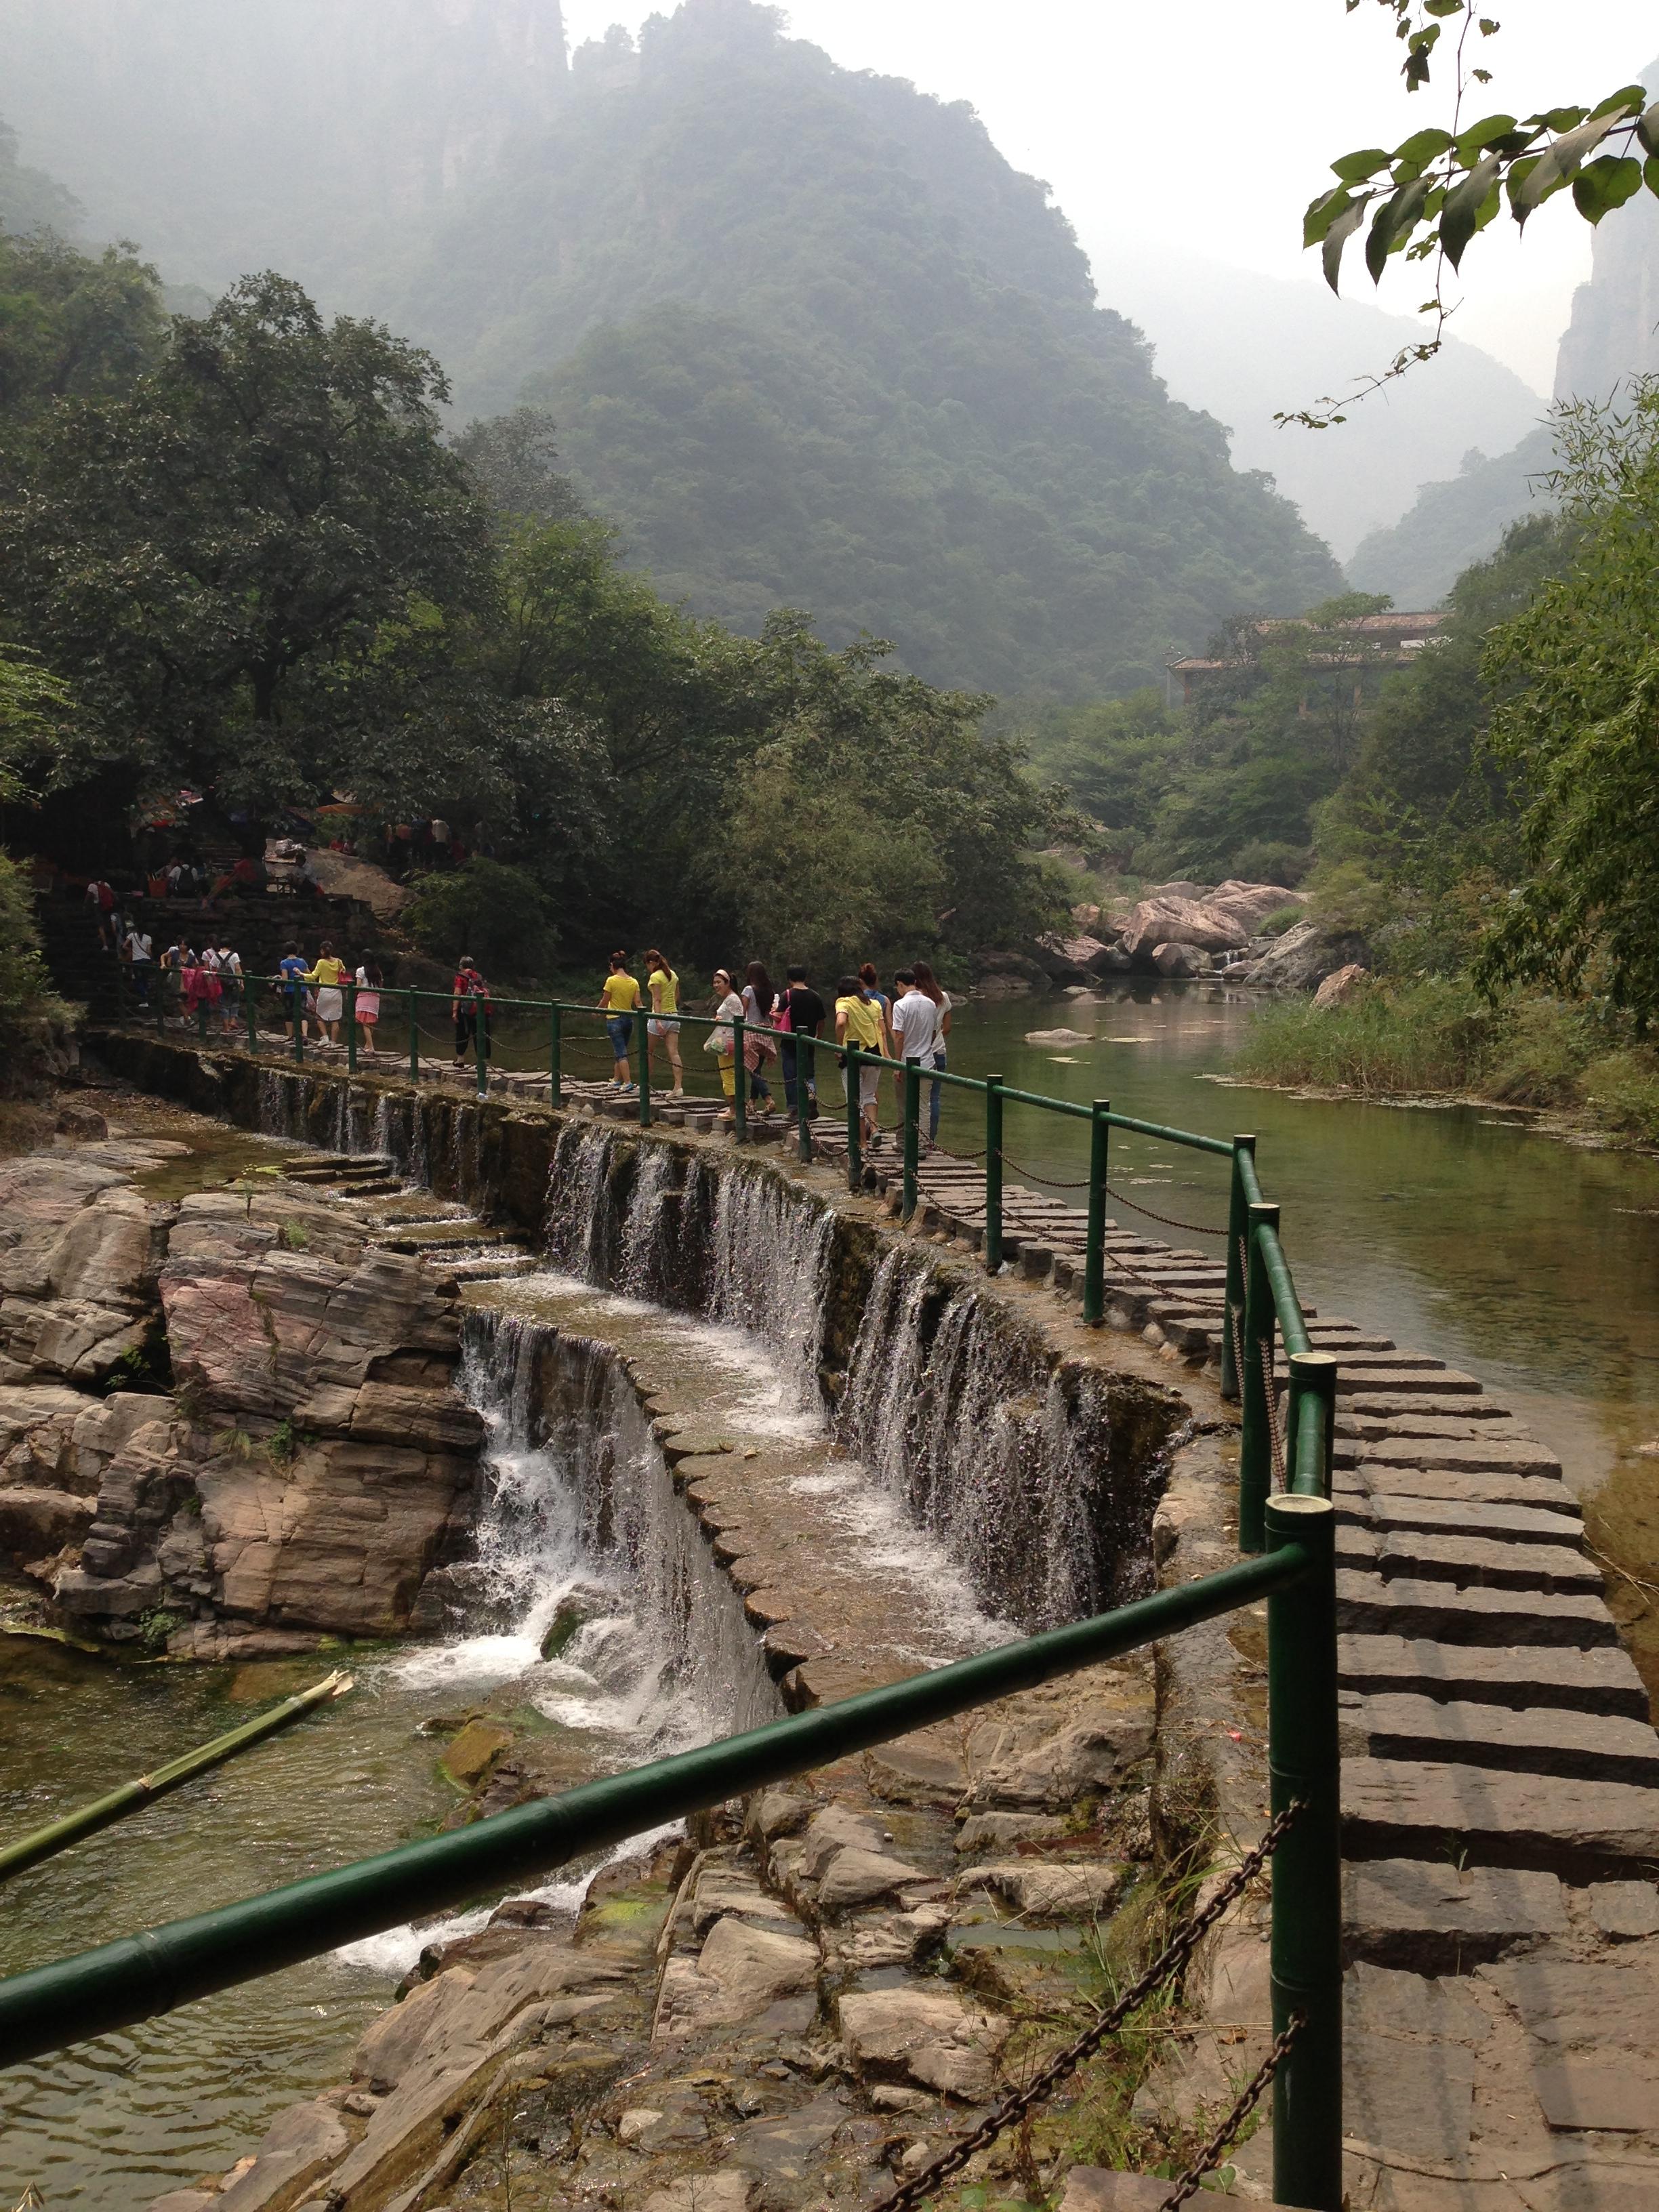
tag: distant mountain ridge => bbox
[0,0,1341,695]
[385,0,1340,697]
[1085,242,1544,561]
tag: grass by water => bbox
[1230,979,1659,1144]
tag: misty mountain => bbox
[1345,427,1556,605]
[0,115,79,237]
[0,0,568,299]
[0,0,1340,701]
[1084,242,1544,562]
[388,1,1341,697]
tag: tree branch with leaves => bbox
[1286,1,1658,426]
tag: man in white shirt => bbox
[890,970,943,1066]
[125,926,153,1002]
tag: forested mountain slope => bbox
[388,0,1340,697]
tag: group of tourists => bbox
[116,926,248,1029]
[274,943,386,1052]
[596,952,951,1145]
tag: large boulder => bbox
[1121,898,1247,960]
[1205,880,1309,933]
[1313,962,1370,1009]
[1151,943,1206,979]
[1234,919,1371,992]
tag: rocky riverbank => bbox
[975,878,1369,996]
[0,1126,482,1656]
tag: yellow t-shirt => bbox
[836,994,886,1051]
[601,972,642,1012]
[648,966,679,1015]
[308,956,348,985]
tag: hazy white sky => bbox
[562,0,1659,392]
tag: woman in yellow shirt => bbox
[306,941,350,1046]
[834,972,891,1149]
[598,951,643,1090]
[644,946,684,1099]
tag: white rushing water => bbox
[335,1303,780,1977]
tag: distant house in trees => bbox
[1166,609,1446,710]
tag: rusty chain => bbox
[868,1803,1302,2212]
[1155,2011,1303,2211]
[1100,1180,1226,1238]
[1231,1238,1288,1488]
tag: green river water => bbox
[3,987,1657,2205]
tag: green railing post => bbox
[292,979,304,1066]
[155,969,165,1034]
[844,1044,862,1193]
[196,992,208,1044]
[1239,1200,1280,1554]
[550,1005,562,1108]
[245,975,259,1054]
[901,1055,921,1218]
[731,1015,747,1143]
[984,1072,1004,1271]
[796,1031,814,1164]
[1286,1351,1339,1501]
[1083,1097,1111,1324]
[1220,1134,1258,1401]
[474,998,488,1098]
[1265,1492,1342,2210]
[407,991,419,1087]
[345,983,357,1074]
[636,1003,651,1126]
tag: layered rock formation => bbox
[0,1138,480,1653]
[979,878,1366,992]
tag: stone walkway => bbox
[101,1033,1659,2203]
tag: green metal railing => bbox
[88,966,1343,2202]
[118,972,1319,1549]
[0,1498,1340,2207]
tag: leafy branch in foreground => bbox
[1283,2,1658,428]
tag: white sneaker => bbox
[670,1086,684,1099]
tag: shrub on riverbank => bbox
[1232,980,1659,1141]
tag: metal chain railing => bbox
[869,1803,1300,2212]
[1103,1181,1227,1237]
[1156,2011,1303,2210]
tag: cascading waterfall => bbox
[417,1309,779,1748]
[619,1145,677,1299]
[837,1247,1130,1631]
[543,1121,620,1282]
[702,1160,834,1408]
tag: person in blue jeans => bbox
[598,951,642,1090]
[276,943,310,1041]
[912,960,953,1143]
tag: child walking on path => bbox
[836,973,890,1148]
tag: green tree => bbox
[1016,689,1184,867]
[404,857,558,977]
[1475,380,1659,1021]
[0,272,496,808]
[0,229,167,439]
[0,117,79,239]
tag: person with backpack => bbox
[453,957,493,1066]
